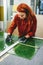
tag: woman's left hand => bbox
[25,34,30,38]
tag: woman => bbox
[6,3,37,42]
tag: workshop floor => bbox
[0,46,43,65]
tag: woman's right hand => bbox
[5,33,12,43]
[4,33,12,43]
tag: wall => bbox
[0,0,4,31]
[0,6,4,21]
[0,0,4,21]
[14,0,31,6]
[35,15,43,38]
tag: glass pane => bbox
[0,33,43,59]
[7,35,43,59]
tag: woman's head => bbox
[17,3,29,18]
[18,12,27,19]
[17,3,34,19]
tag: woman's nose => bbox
[21,15,24,17]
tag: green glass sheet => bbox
[0,31,4,37]
[0,32,4,51]
[0,32,43,59]
[8,37,43,60]
[0,34,18,52]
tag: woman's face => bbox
[18,12,27,19]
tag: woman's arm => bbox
[7,15,18,35]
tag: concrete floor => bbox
[0,46,43,65]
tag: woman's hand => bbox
[25,34,30,38]
[5,33,12,43]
